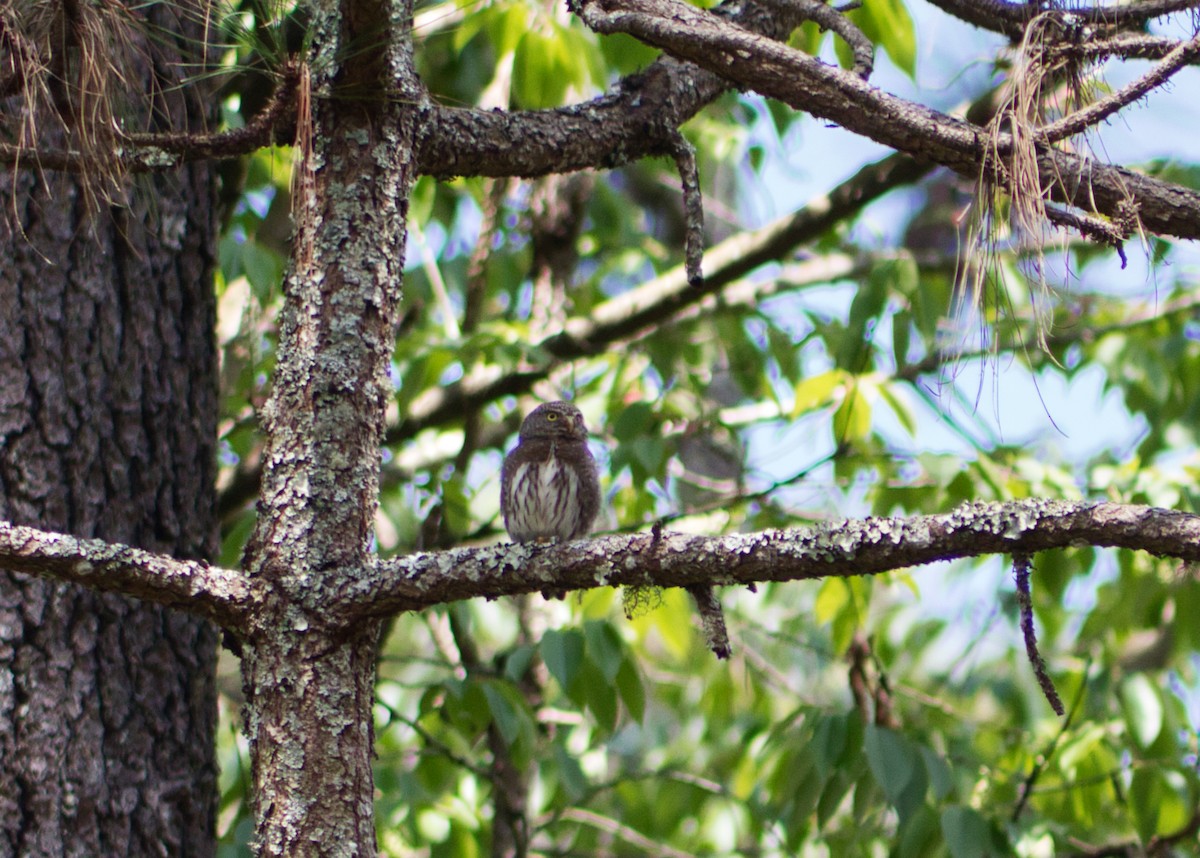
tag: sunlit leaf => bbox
[792,370,845,418]
[1120,674,1164,750]
[832,381,873,446]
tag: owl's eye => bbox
[546,412,558,421]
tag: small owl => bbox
[500,401,601,542]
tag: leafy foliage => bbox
[209,0,1200,854]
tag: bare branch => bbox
[0,521,251,629]
[925,0,1200,40]
[0,63,301,171]
[1013,553,1064,716]
[332,500,1200,624]
[1058,32,1200,64]
[667,132,705,286]
[572,0,1200,243]
[686,584,731,659]
[1040,34,1200,143]
[763,0,873,78]
[417,0,801,179]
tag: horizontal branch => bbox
[925,0,1200,40]
[0,521,251,630]
[574,0,1200,243]
[415,0,801,178]
[10,501,1200,639]
[417,63,725,179]
[0,65,299,171]
[331,500,1200,623]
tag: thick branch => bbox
[575,0,1200,242]
[330,500,1200,623]
[417,62,725,179]
[0,521,251,629]
[925,0,1200,40]
[416,0,799,178]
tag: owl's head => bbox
[519,401,588,441]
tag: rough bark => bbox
[5,500,1200,637]
[236,0,420,851]
[335,500,1200,621]
[573,0,1200,242]
[0,3,221,853]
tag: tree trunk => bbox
[238,0,419,851]
[0,4,221,855]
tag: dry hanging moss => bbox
[963,10,1144,353]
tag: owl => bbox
[500,401,601,542]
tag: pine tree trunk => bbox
[0,3,221,854]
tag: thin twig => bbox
[1040,34,1200,143]
[686,584,731,658]
[667,131,704,287]
[1013,553,1065,715]
[554,808,696,858]
[0,61,300,171]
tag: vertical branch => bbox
[667,132,704,287]
[1013,553,1064,716]
[686,584,731,659]
[239,0,421,853]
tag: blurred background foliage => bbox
[210,0,1200,854]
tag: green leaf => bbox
[442,679,492,739]
[615,657,645,723]
[1141,157,1200,191]
[561,26,605,91]
[868,0,917,77]
[553,740,589,802]
[239,239,283,299]
[815,578,849,625]
[408,176,437,227]
[877,381,916,436]
[864,725,922,813]
[541,628,586,696]
[641,588,694,660]
[480,680,524,746]
[598,32,659,74]
[847,270,890,335]
[1130,766,1193,843]
[584,620,624,682]
[812,712,850,777]
[817,771,855,829]
[1179,579,1200,650]
[489,4,531,58]
[502,645,536,685]
[1120,674,1164,750]
[612,401,655,442]
[892,310,912,368]
[832,381,873,446]
[921,746,954,802]
[513,29,568,109]
[897,804,939,858]
[581,661,618,733]
[791,370,845,418]
[940,805,992,858]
